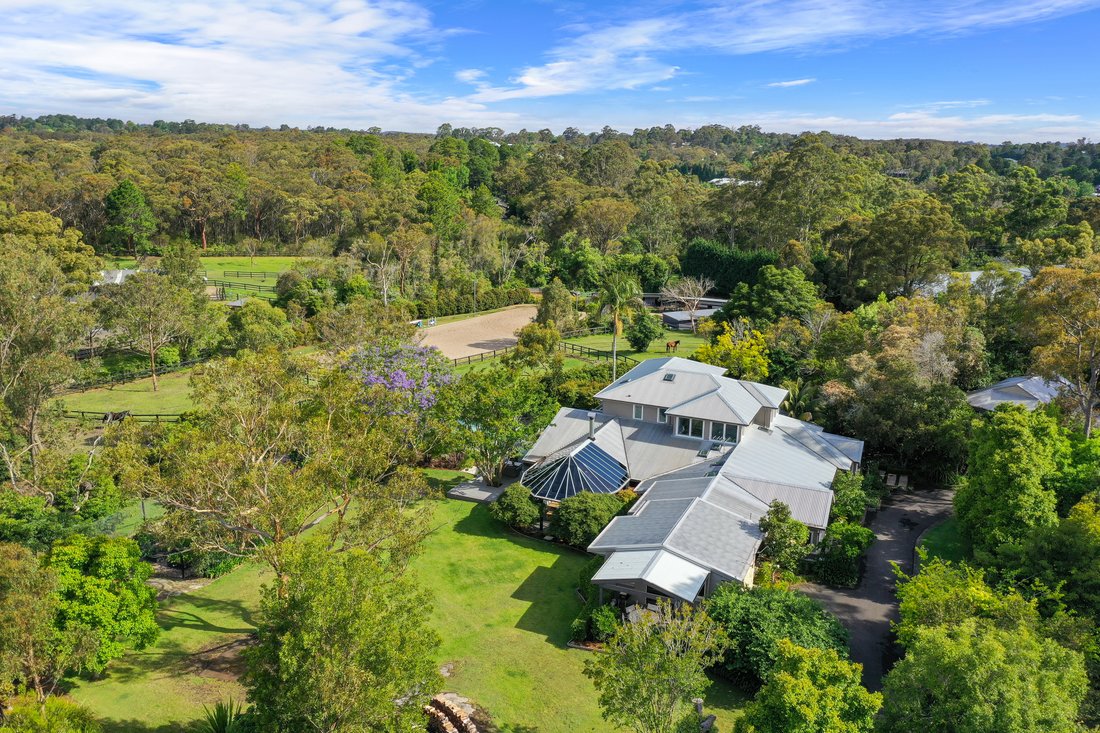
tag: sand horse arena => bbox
[417,305,537,359]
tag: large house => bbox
[521,357,864,605]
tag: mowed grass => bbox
[72,474,745,731]
[565,329,708,362]
[69,560,266,732]
[103,255,304,281]
[920,517,970,564]
[57,369,196,415]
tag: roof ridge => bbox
[774,424,852,470]
[724,473,835,494]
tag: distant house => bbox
[661,308,718,331]
[966,375,1065,412]
[93,269,137,287]
[521,357,864,605]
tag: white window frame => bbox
[633,404,644,420]
[658,407,668,423]
[710,422,739,443]
[677,417,704,439]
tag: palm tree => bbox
[597,272,644,380]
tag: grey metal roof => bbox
[591,549,710,603]
[666,503,762,583]
[589,498,694,551]
[619,419,715,479]
[728,476,833,529]
[966,376,1065,412]
[666,390,752,425]
[524,408,609,462]
[95,269,137,286]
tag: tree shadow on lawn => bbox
[160,595,257,635]
[451,502,509,540]
[511,556,584,647]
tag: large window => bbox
[677,417,704,438]
[633,404,644,420]
[711,422,739,443]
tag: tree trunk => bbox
[149,345,159,392]
[200,220,208,251]
[611,314,620,381]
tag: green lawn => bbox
[919,517,970,564]
[57,369,196,415]
[72,474,745,731]
[103,255,304,280]
[565,330,709,362]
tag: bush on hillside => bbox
[551,492,625,548]
[489,484,540,529]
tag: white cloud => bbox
[0,0,508,129]
[473,0,1100,100]
[455,68,487,84]
[767,78,816,88]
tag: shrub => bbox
[571,617,589,643]
[625,311,664,352]
[830,471,871,523]
[706,584,848,686]
[489,484,540,528]
[551,492,625,547]
[590,604,621,642]
[811,521,875,587]
[1,695,103,732]
[156,345,181,367]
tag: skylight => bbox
[663,373,676,382]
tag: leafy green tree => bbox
[489,484,540,528]
[551,492,625,547]
[596,271,644,379]
[863,196,967,296]
[1004,166,1070,240]
[535,277,576,329]
[111,350,434,595]
[735,640,880,733]
[103,179,155,256]
[157,240,205,292]
[726,265,820,325]
[583,599,728,733]
[227,299,296,352]
[625,311,664,352]
[504,321,563,379]
[693,321,769,381]
[706,585,848,685]
[244,541,441,733]
[45,535,158,675]
[757,502,809,576]
[879,619,1086,733]
[829,471,870,523]
[448,367,558,486]
[1024,257,1100,436]
[0,543,95,713]
[955,404,1063,555]
[97,272,200,390]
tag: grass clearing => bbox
[565,330,708,362]
[57,369,196,415]
[919,517,969,564]
[73,472,745,731]
[102,255,305,279]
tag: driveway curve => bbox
[799,488,954,690]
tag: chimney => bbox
[587,412,596,440]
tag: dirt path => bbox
[799,489,954,690]
[418,305,537,359]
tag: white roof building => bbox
[966,375,1066,412]
[522,357,864,604]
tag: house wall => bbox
[752,407,777,429]
[601,399,663,423]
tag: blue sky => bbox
[1,0,1099,141]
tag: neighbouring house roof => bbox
[592,549,710,603]
[94,269,137,286]
[966,376,1066,412]
[662,309,719,322]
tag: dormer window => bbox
[633,404,644,420]
[663,373,676,382]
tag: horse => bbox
[665,340,681,353]
[101,410,131,424]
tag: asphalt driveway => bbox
[800,488,954,690]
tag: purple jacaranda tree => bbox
[344,341,455,415]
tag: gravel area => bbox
[418,305,537,359]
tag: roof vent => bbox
[663,373,676,382]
